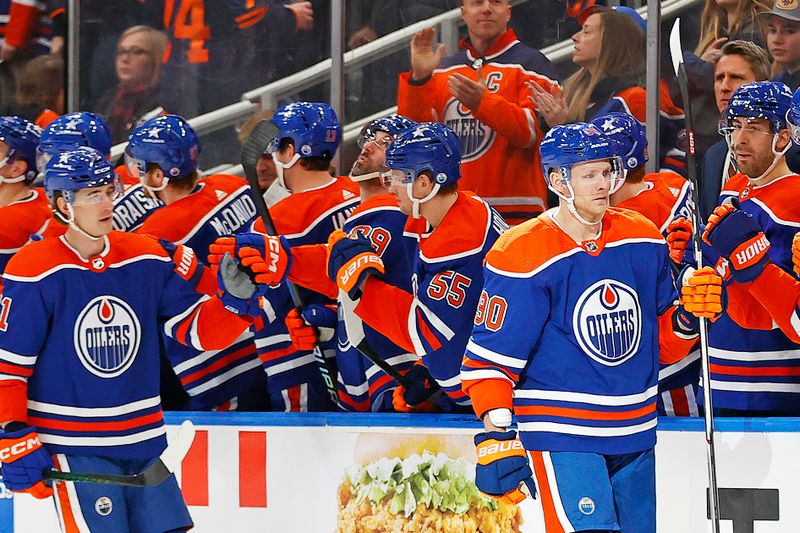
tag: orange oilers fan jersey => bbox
[397,29,561,225]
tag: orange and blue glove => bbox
[209,234,292,287]
[474,430,536,505]
[702,199,770,284]
[327,229,384,299]
[792,231,800,277]
[391,363,441,413]
[216,253,262,317]
[0,423,53,499]
[284,304,337,351]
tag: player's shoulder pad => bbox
[484,216,560,275]
[418,192,493,263]
[603,207,664,242]
[744,173,800,222]
[348,193,400,220]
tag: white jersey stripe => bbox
[40,426,167,447]
[515,385,658,406]
[28,395,161,417]
[518,418,657,437]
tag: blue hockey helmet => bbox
[384,122,461,187]
[267,102,341,159]
[540,122,625,191]
[38,112,112,171]
[719,81,792,135]
[357,114,417,149]
[789,87,800,144]
[125,114,200,181]
[44,146,119,204]
[0,115,42,182]
[591,112,648,171]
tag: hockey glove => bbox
[285,304,338,351]
[154,238,205,287]
[392,363,441,413]
[0,423,53,499]
[474,430,536,505]
[217,253,262,317]
[665,217,697,266]
[209,235,292,287]
[793,231,800,277]
[702,199,770,284]
[327,229,384,300]
[677,266,725,326]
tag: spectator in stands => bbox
[95,25,167,144]
[671,0,771,156]
[530,6,686,175]
[1,54,63,128]
[238,110,278,192]
[760,1,800,91]
[699,40,771,220]
[397,0,560,224]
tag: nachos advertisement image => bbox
[336,433,524,532]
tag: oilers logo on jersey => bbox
[74,296,141,378]
[442,98,495,163]
[573,280,642,366]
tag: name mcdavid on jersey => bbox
[74,295,142,378]
[572,279,642,366]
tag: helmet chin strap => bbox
[750,133,791,184]
[550,181,604,227]
[408,182,440,219]
[272,152,301,189]
[58,203,105,242]
[142,176,169,193]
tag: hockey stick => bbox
[241,120,338,404]
[44,420,196,487]
[669,19,721,533]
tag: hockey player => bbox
[125,114,267,411]
[0,147,258,531]
[397,0,561,224]
[679,81,800,415]
[591,112,700,417]
[215,101,360,412]
[37,111,164,233]
[460,122,717,532]
[0,116,62,290]
[323,122,507,409]
[225,114,419,411]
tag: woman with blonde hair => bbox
[531,7,686,174]
[695,0,773,60]
[95,25,168,143]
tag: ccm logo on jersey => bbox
[732,234,769,269]
[0,437,42,461]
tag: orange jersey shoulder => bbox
[417,192,492,261]
[0,189,60,249]
[262,176,360,236]
[5,231,168,279]
[617,172,690,232]
[136,174,250,241]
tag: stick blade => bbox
[241,119,281,180]
[159,420,196,473]
[669,18,683,77]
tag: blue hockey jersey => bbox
[461,208,695,454]
[0,232,251,459]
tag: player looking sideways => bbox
[669,81,800,415]
[0,146,258,531]
[125,114,267,411]
[460,122,717,532]
[0,115,62,292]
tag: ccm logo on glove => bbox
[477,438,525,461]
[732,234,770,269]
[0,436,42,461]
[267,238,283,273]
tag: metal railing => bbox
[108,0,702,170]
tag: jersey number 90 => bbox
[474,290,507,332]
